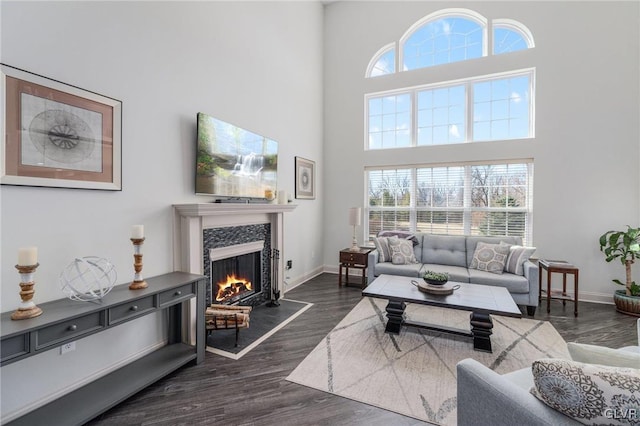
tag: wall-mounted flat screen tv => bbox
[196,112,278,198]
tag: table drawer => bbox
[36,312,104,350]
[340,252,367,265]
[159,283,194,308]
[1,334,29,363]
[109,296,156,325]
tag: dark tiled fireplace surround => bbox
[203,224,272,307]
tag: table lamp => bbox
[349,207,361,252]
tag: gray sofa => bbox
[367,233,539,315]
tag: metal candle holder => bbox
[129,238,148,290]
[12,263,43,320]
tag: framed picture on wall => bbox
[295,156,315,199]
[0,64,122,190]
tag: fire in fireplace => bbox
[210,241,264,305]
[215,273,253,303]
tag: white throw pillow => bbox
[567,342,640,368]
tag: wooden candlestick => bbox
[12,263,43,320]
[129,238,148,290]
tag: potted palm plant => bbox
[599,225,640,316]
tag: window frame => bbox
[365,68,535,150]
[365,160,534,244]
[399,8,489,72]
[365,42,397,78]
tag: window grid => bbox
[366,69,534,150]
[366,162,533,244]
[369,11,534,78]
[368,94,412,149]
[403,17,484,70]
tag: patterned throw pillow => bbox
[530,358,640,425]
[469,242,510,274]
[372,236,396,263]
[388,238,418,265]
[504,245,537,275]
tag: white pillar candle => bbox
[278,190,288,204]
[18,247,38,266]
[131,225,144,239]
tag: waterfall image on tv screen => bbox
[196,112,278,198]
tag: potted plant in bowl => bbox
[423,270,449,286]
[599,225,640,316]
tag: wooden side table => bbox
[538,259,579,317]
[339,247,372,288]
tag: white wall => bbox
[0,1,323,419]
[323,1,640,303]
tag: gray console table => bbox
[1,271,206,426]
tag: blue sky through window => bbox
[403,17,483,70]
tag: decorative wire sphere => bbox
[59,256,117,302]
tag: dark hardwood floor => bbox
[88,273,637,426]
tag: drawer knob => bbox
[68,324,77,331]
[175,291,182,296]
[131,305,139,312]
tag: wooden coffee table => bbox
[362,274,522,353]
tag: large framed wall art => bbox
[1,64,122,190]
[295,156,315,200]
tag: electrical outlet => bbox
[286,260,292,269]
[60,341,76,355]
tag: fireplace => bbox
[210,241,263,305]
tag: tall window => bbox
[367,162,533,244]
[366,69,534,149]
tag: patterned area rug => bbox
[286,297,570,425]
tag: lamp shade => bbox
[348,207,362,226]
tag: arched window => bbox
[366,43,396,78]
[366,11,535,78]
[400,9,488,71]
[493,19,535,54]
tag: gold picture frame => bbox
[1,64,122,190]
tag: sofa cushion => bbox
[389,238,419,265]
[421,234,467,267]
[372,236,396,263]
[421,264,470,283]
[567,342,640,368]
[466,236,522,268]
[374,262,423,277]
[505,245,537,275]
[468,269,530,293]
[470,242,510,274]
[530,358,640,425]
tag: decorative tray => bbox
[412,280,458,295]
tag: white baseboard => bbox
[283,265,325,292]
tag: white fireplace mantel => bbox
[172,203,297,290]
